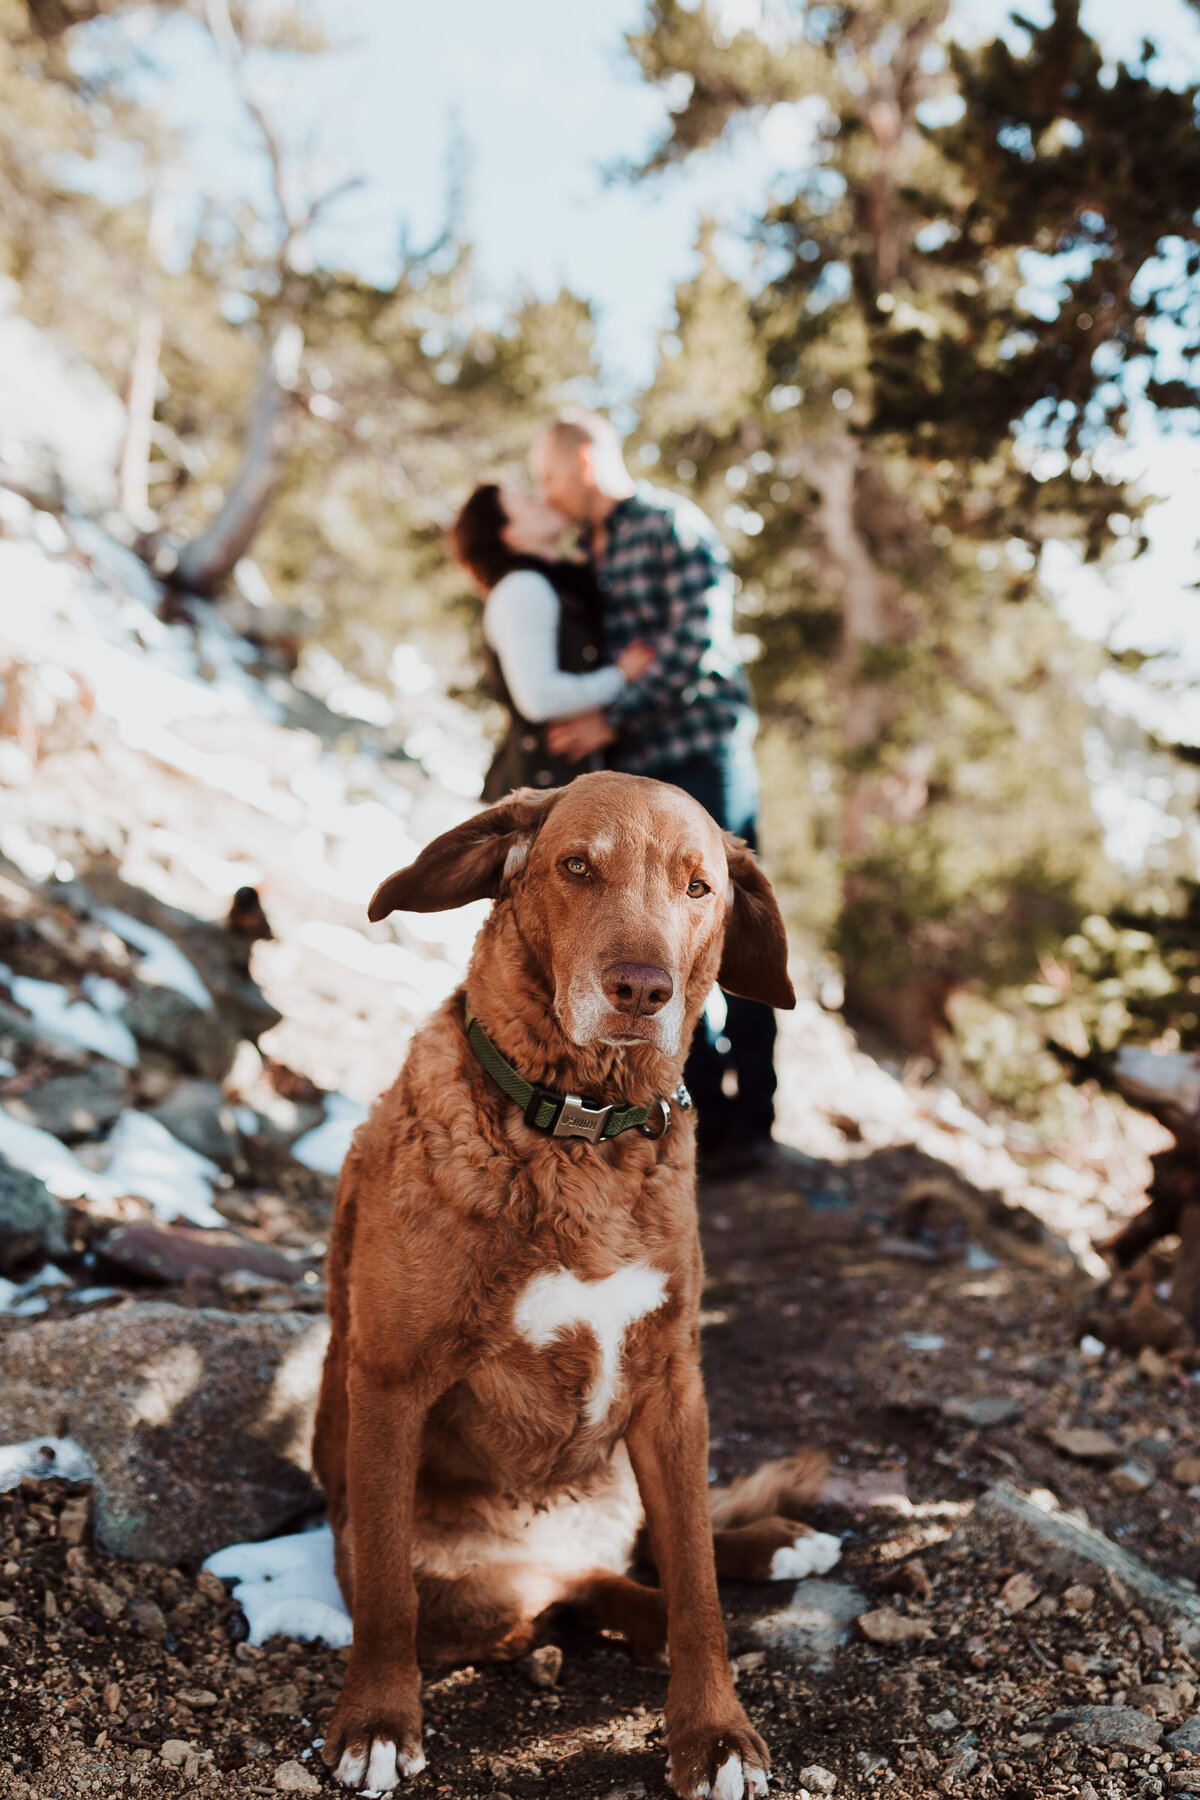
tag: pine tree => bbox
[627,0,1200,1051]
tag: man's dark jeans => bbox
[641,744,778,1150]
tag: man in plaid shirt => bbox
[535,412,778,1177]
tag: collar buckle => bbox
[523,1084,614,1142]
[553,1093,615,1143]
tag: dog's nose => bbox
[602,962,674,1018]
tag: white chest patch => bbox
[513,1263,669,1426]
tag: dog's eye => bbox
[687,877,710,898]
[563,856,589,877]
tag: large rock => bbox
[148,1079,322,1173]
[0,1303,328,1563]
[0,1153,68,1272]
[4,1063,128,1141]
[959,1481,1200,1650]
[81,871,282,1051]
[121,985,242,1082]
[96,1222,302,1287]
[150,1080,242,1168]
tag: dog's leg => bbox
[569,1570,668,1668]
[414,1566,542,1666]
[322,1368,428,1793]
[313,1330,352,1600]
[713,1518,841,1583]
[626,1386,770,1800]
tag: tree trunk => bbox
[793,432,912,856]
[795,430,950,1053]
[172,321,302,597]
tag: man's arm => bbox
[604,509,734,737]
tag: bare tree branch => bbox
[151,0,358,592]
[172,321,303,594]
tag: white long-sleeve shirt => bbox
[483,569,625,724]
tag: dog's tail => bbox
[707,1449,828,1529]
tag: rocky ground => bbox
[1,468,1198,1800]
[3,1147,1200,1800]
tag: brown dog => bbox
[313,771,839,1799]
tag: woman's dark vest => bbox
[482,574,607,802]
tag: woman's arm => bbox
[485,571,626,724]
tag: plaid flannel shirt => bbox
[595,485,756,776]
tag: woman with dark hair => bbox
[450,483,653,801]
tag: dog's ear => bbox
[716,835,796,1010]
[368,787,560,919]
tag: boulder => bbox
[121,985,242,1082]
[0,1303,328,1563]
[244,1092,325,1156]
[0,1152,68,1272]
[81,870,282,1049]
[95,1222,302,1287]
[959,1481,1200,1649]
[150,1080,242,1168]
[751,1579,867,1672]
[4,1064,127,1141]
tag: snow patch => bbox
[100,1110,223,1226]
[292,1093,367,1177]
[0,1436,96,1491]
[0,1107,117,1203]
[204,1523,352,1648]
[8,1294,49,1316]
[146,828,261,898]
[6,970,137,1066]
[17,1262,69,1291]
[95,907,212,1011]
[0,305,126,510]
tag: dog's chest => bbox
[509,1261,669,1430]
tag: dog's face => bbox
[368,771,794,1055]
[504,777,730,1054]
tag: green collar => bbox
[464,1000,691,1144]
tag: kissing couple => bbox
[449,411,779,1180]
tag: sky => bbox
[137,0,1200,388]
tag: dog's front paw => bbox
[666,1711,769,1800]
[331,1739,426,1794]
[322,1683,425,1792]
